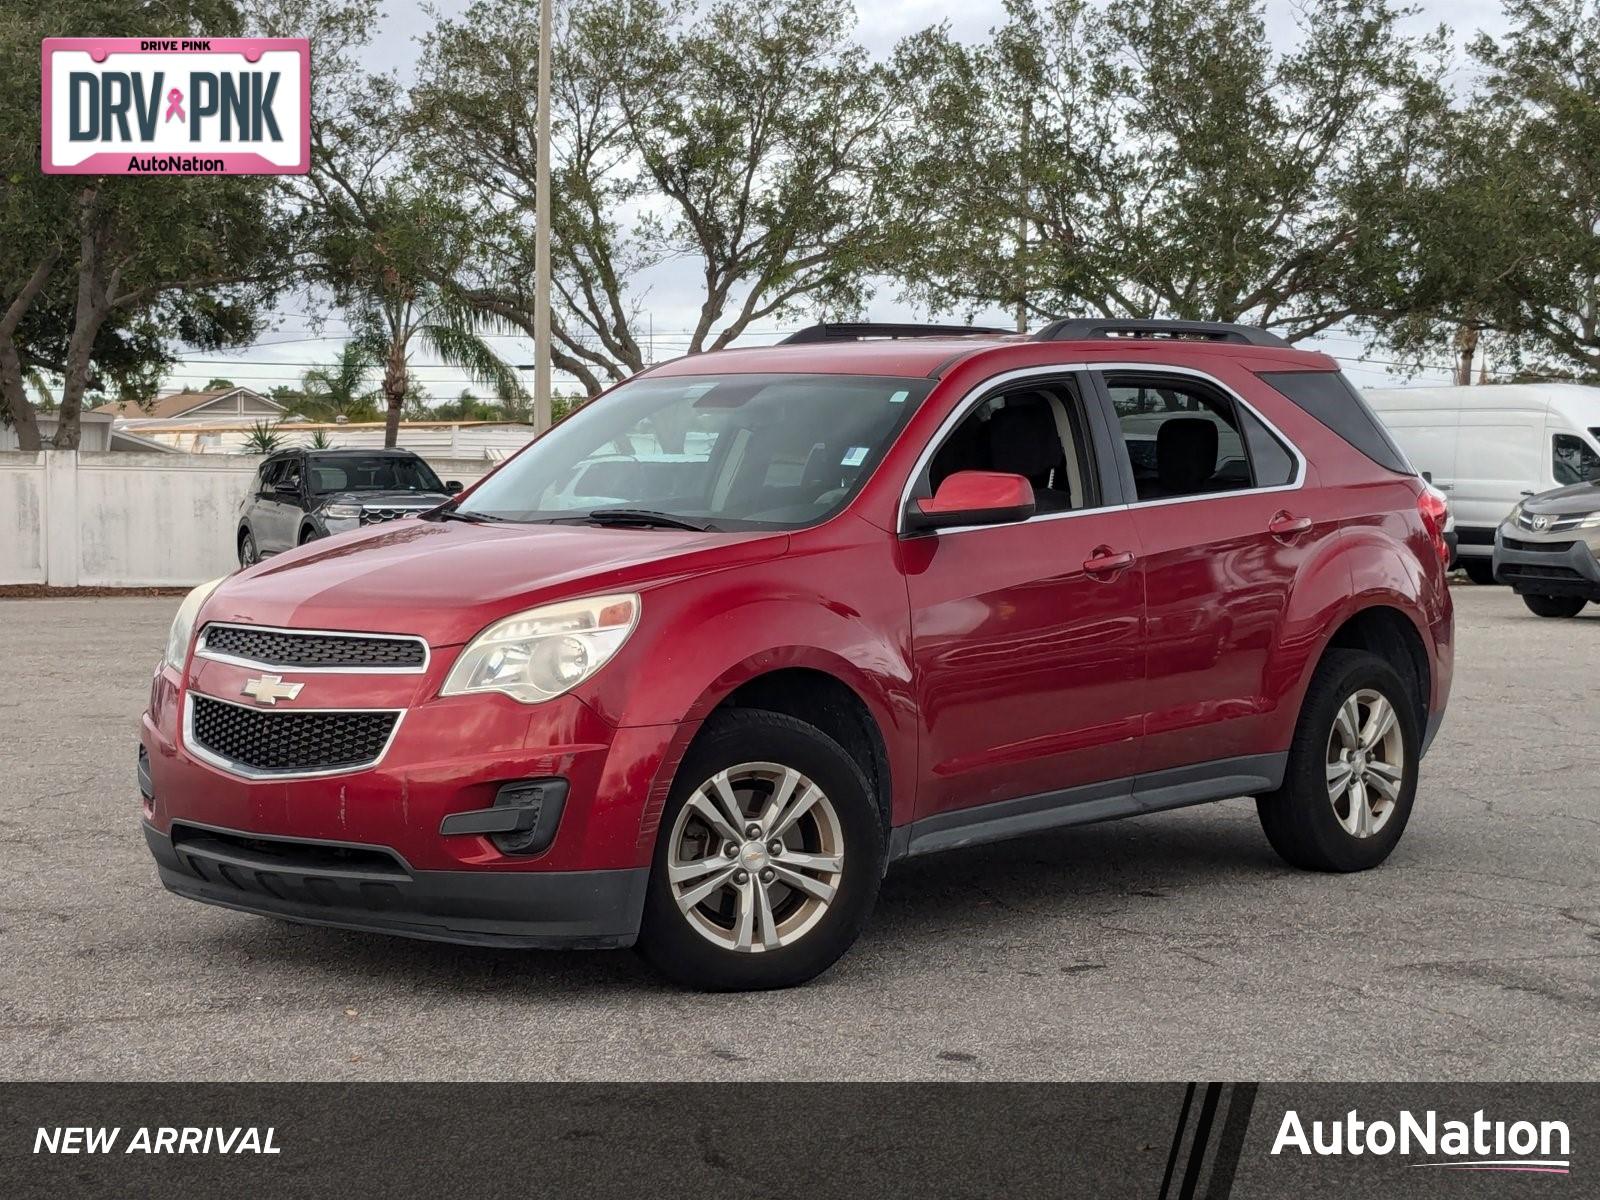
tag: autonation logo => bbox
[1272,1108,1571,1175]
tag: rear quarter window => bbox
[1258,371,1413,476]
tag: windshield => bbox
[309,456,445,494]
[459,373,934,529]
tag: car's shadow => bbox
[216,803,1284,996]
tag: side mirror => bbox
[904,470,1035,532]
[445,480,464,495]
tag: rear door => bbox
[1095,367,1328,774]
[902,371,1147,823]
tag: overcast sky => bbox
[167,0,1518,402]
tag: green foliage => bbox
[293,341,382,421]
[884,0,1450,342]
[307,429,335,449]
[242,420,284,453]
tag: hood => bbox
[1521,480,1600,517]
[204,518,789,646]
[317,490,450,509]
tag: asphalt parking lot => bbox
[0,586,1595,1082]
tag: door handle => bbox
[1082,547,1135,576]
[1267,512,1312,538]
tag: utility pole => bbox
[1015,99,1031,334]
[533,0,554,432]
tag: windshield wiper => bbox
[432,507,512,524]
[585,508,718,532]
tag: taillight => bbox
[1417,487,1450,565]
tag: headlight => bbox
[164,577,224,669]
[441,593,640,703]
[1579,512,1600,528]
[1506,502,1524,525]
[322,502,363,519]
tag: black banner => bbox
[2,1083,1591,1198]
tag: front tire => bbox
[636,709,884,991]
[1462,558,1497,585]
[1522,593,1587,618]
[238,529,258,567]
[1256,649,1420,872]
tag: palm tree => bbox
[295,342,382,423]
[372,288,526,447]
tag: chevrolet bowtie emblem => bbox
[241,674,304,705]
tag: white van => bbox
[1363,384,1600,581]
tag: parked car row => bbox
[1364,384,1600,617]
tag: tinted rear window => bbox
[1258,371,1413,475]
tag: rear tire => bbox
[1462,558,1497,585]
[636,709,883,991]
[1257,649,1420,873]
[1522,593,1587,618]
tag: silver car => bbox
[1493,482,1600,617]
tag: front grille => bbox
[359,507,428,526]
[1502,537,1576,554]
[200,624,426,669]
[189,695,398,775]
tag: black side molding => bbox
[888,753,1289,861]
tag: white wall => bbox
[0,451,497,587]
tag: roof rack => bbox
[1031,318,1290,349]
[778,322,1012,345]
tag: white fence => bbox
[0,451,496,588]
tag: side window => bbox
[278,457,304,496]
[1553,433,1600,485]
[926,380,1098,514]
[1105,375,1257,501]
[256,459,283,493]
[1240,406,1296,487]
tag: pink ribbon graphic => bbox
[164,88,185,123]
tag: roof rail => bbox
[1032,318,1290,349]
[778,322,1012,345]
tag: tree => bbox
[1383,0,1600,379]
[883,0,1448,341]
[410,0,899,393]
[203,377,238,390]
[292,31,528,445]
[294,341,382,421]
[0,0,300,449]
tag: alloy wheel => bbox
[1325,688,1405,839]
[666,761,845,953]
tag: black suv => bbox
[237,448,462,565]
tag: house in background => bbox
[92,385,288,422]
[0,409,176,452]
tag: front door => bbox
[902,373,1147,822]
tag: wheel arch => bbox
[700,666,895,838]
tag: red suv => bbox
[140,320,1453,990]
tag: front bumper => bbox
[139,645,695,948]
[1492,528,1600,598]
[144,819,647,948]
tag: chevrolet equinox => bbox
[140,319,1455,991]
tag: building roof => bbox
[92,386,284,420]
